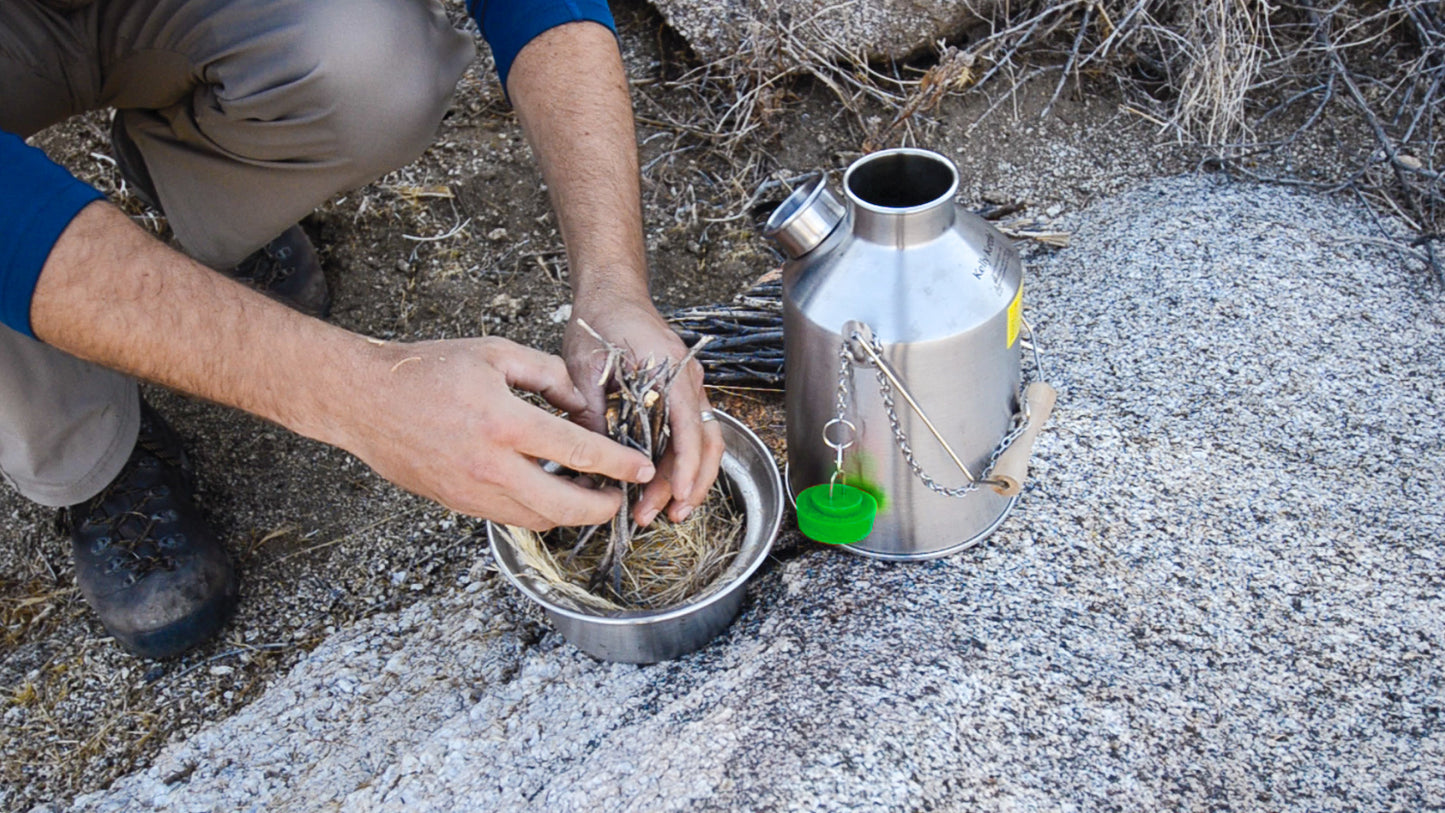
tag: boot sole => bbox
[110,580,239,660]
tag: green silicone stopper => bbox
[797,483,878,545]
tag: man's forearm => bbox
[31,201,372,447]
[30,201,656,529]
[507,21,649,304]
[506,21,725,523]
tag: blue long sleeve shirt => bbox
[1,0,615,339]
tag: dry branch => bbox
[644,0,1443,283]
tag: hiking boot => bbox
[110,115,332,318]
[108,114,161,211]
[230,224,333,318]
[66,400,237,659]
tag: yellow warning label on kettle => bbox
[1006,284,1023,348]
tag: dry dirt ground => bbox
[0,1,1389,809]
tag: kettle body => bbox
[766,148,1024,559]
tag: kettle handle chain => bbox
[835,321,1056,499]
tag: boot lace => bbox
[233,240,295,288]
[68,455,182,583]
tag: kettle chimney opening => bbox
[845,150,958,211]
[763,174,845,259]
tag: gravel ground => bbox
[54,175,1445,812]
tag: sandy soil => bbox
[0,1,1383,808]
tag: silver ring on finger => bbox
[699,410,717,424]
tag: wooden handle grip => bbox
[989,381,1058,497]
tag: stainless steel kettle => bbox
[764,148,1054,560]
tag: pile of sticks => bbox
[668,273,784,388]
[570,321,711,596]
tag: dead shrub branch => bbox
[644,0,1443,282]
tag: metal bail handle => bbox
[844,320,1056,498]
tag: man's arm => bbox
[507,21,725,526]
[31,201,656,530]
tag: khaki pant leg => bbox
[0,326,139,508]
[0,0,473,505]
[0,2,92,137]
[0,2,139,507]
[96,0,476,268]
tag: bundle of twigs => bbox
[571,320,711,594]
[502,324,746,612]
[668,272,784,388]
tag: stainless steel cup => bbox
[489,411,783,664]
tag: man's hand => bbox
[565,293,725,526]
[346,337,657,530]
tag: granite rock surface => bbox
[66,176,1445,812]
[650,0,997,65]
